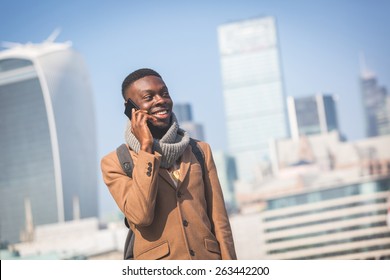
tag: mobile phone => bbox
[124,98,140,120]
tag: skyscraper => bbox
[0,40,98,244]
[213,151,238,214]
[217,16,289,182]
[376,96,390,136]
[360,55,389,137]
[174,103,205,141]
[174,103,192,123]
[287,93,339,140]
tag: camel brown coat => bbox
[101,141,237,260]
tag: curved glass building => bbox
[0,41,98,244]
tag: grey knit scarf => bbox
[124,113,190,168]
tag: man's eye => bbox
[144,95,153,101]
[162,92,170,97]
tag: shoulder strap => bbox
[189,138,205,176]
[116,143,133,229]
[123,227,135,260]
[116,144,134,259]
[116,144,134,178]
[189,138,215,235]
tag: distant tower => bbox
[0,37,98,243]
[359,53,389,137]
[20,198,34,242]
[72,196,81,221]
[174,103,205,140]
[213,151,238,214]
[376,96,390,135]
[287,93,339,140]
[174,103,192,122]
[218,16,290,182]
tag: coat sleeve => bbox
[100,150,162,226]
[199,142,237,260]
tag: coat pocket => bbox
[136,241,170,260]
[204,238,221,255]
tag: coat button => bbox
[189,250,195,256]
[148,162,152,167]
[146,171,151,177]
[183,220,188,227]
[147,166,152,172]
[177,191,182,198]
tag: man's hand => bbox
[131,109,157,154]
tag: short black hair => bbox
[121,68,162,99]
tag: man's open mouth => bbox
[151,109,170,118]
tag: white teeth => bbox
[153,110,168,115]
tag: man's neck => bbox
[148,124,169,139]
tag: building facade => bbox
[262,176,390,259]
[0,41,98,244]
[174,103,192,123]
[231,132,390,259]
[217,16,289,182]
[376,96,390,136]
[287,93,339,140]
[213,151,238,214]
[174,103,205,140]
[360,59,389,137]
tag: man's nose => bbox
[154,94,165,104]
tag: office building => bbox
[261,175,390,260]
[360,55,389,137]
[174,103,205,140]
[287,93,339,140]
[218,16,289,182]
[231,132,390,259]
[0,40,98,244]
[213,151,238,214]
[376,96,390,136]
[174,103,192,123]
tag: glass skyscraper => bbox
[287,93,339,140]
[218,16,289,182]
[360,56,389,137]
[174,103,205,141]
[174,103,193,123]
[0,41,98,244]
[213,151,238,214]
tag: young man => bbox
[101,68,236,260]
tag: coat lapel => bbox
[159,169,176,190]
[177,146,191,190]
[157,145,192,191]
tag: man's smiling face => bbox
[125,75,173,129]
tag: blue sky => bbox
[1,0,389,218]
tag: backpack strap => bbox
[189,138,215,235]
[123,227,135,260]
[116,143,133,229]
[116,144,134,178]
[189,138,205,177]
[116,144,135,259]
